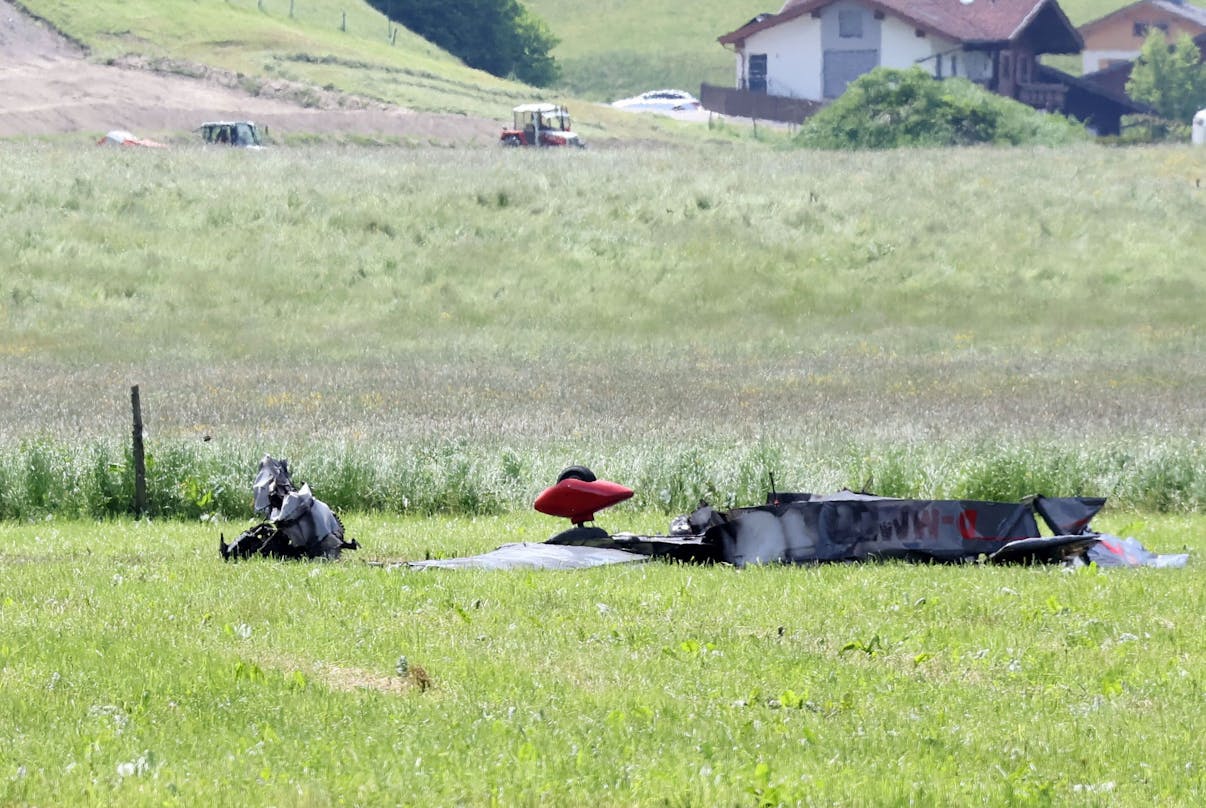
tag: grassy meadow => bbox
[2,2,1203,805]
[0,140,1202,518]
[2,121,1204,806]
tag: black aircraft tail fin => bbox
[1034,496,1107,535]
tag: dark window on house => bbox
[950,54,958,77]
[748,53,768,93]
[839,10,863,38]
[1133,22,1148,37]
[936,54,944,78]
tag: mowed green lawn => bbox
[0,138,1202,804]
[0,511,1202,806]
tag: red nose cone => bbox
[534,478,634,524]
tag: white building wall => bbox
[734,7,999,101]
[879,17,993,82]
[880,18,948,70]
[740,15,823,100]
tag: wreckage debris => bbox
[1080,535,1188,568]
[407,466,1152,571]
[220,455,358,561]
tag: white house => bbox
[718,0,1083,106]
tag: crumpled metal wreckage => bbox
[409,466,1186,571]
[217,460,1185,570]
[220,455,358,560]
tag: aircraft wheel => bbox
[556,465,597,483]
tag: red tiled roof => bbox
[721,0,1072,45]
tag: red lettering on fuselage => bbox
[958,509,981,539]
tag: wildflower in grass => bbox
[116,752,151,778]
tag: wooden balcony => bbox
[1016,82,1068,111]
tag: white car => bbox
[611,89,703,114]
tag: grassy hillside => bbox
[524,0,767,99]
[17,0,1144,114]
[14,0,774,143]
[18,0,528,118]
[1059,0,1138,24]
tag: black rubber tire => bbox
[556,465,597,483]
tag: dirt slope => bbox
[0,0,500,144]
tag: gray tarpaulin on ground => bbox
[408,543,649,570]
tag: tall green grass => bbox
[3,143,1202,360]
[0,436,1199,521]
[1,142,1201,520]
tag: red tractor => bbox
[501,103,585,148]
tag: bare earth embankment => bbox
[0,0,498,143]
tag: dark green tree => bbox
[372,0,560,87]
[1126,30,1206,123]
[508,8,559,87]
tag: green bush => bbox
[794,67,1089,150]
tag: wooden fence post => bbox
[131,385,146,517]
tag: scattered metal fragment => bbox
[220,455,358,561]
